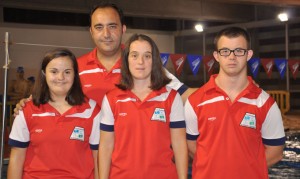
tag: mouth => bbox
[54,82,66,85]
[136,68,145,71]
[101,39,113,43]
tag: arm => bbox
[184,98,199,159]
[99,130,114,179]
[187,140,197,159]
[8,147,27,179]
[260,102,285,167]
[171,128,188,179]
[92,150,99,179]
[264,144,284,167]
[181,88,198,104]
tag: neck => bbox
[215,74,249,101]
[48,97,72,114]
[131,79,152,101]
[97,48,122,71]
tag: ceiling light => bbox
[195,24,203,32]
[278,13,288,22]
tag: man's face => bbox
[90,7,126,57]
[213,35,253,77]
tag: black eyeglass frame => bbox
[217,48,248,57]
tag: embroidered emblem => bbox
[119,112,127,116]
[208,117,216,121]
[35,129,43,133]
[70,127,84,141]
[151,108,166,122]
[84,84,92,87]
[240,113,256,129]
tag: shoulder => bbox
[85,98,97,106]
[186,83,210,107]
[258,89,276,106]
[22,100,40,116]
[77,49,94,61]
[107,87,124,95]
[77,52,90,65]
[24,100,35,109]
[165,87,179,97]
[247,80,270,101]
[105,88,127,103]
[77,49,96,65]
[85,98,101,113]
[189,83,207,98]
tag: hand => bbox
[13,95,32,117]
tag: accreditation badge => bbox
[70,127,85,141]
[151,108,166,122]
[240,113,256,129]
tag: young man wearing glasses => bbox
[185,26,285,179]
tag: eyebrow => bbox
[94,22,118,27]
[218,47,246,50]
[129,51,152,54]
[48,68,73,70]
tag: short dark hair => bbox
[117,34,171,90]
[90,2,124,26]
[32,48,85,107]
[17,66,24,73]
[214,26,251,50]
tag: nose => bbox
[58,72,65,80]
[137,56,144,64]
[228,51,236,60]
[103,27,111,38]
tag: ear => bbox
[213,51,220,62]
[89,27,93,36]
[122,25,127,34]
[246,50,253,62]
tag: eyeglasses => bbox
[217,48,248,57]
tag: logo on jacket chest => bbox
[70,127,85,141]
[151,108,166,122]
[240,113,256,129]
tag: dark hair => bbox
[117,34,171,90]
[214,26,251,50]
[32,48,85,107]
[17,66,24,73]
[90,2,124,26]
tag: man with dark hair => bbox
[185,26,285,179]
[14,2,196,113]
[77,2,196,106]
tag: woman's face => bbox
[45,56,74,98]
[128,39,153,82]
